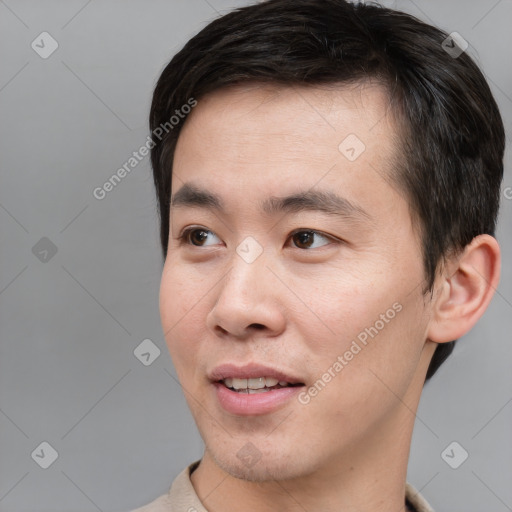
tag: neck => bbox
[191,398,418,512]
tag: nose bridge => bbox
[208,241,285,336]
[220,243,269,306]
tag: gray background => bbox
[0,0,511,511]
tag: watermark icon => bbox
[236,236,263,263]
[32,237,58,263]
[441,32,468,59]
[31,32,59,59]
[298,302,403,404]
[441,441,469,469]
[93,98,197,200]
[31,441,59,469]
[503,186,512,200]
[338,133,366,161]
[236,442,262,468]
[134,339,161,366]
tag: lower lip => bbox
[212,382,304,415]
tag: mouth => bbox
[209,363,306,415]
[219,376,304,394]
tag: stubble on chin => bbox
[204,442,313,484]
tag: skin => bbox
[159,82,500,512]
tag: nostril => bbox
[213,323,266,337]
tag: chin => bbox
[209,442,315,483]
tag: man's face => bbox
[160,83,436,481]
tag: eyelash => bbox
[176,226,338,250]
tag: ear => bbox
[427,234,501,343]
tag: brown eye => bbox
[290,230,332,249]
[189,229,209,246]
[180,228,221,247]
[292,231,314,249]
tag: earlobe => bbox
[427,234,501,343]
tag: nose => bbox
[206,250,287,340]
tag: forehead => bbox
[175,81,396,164]
[172,82,400,213]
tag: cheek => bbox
[298,294,428,437]
[294,265,428,375]
[159,258,204,324]
[159,264,206,368]
[290,273,389,348]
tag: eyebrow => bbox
[170,182,371,222]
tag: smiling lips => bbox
[222,376,299,393]
[210,362,304,387]
[210,363,305,414]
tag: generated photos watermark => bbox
[298,301,403,404]
[92,97,197,200]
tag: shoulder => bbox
[128,461,203,512]
[129,467,435,512]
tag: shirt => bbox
[130,460,435,512]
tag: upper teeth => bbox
[222,377,290,390]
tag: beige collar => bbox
[132,460,435,512]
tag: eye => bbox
[289,230,333,249]
[179,227,222,247]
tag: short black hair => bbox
[149,0,505,381]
